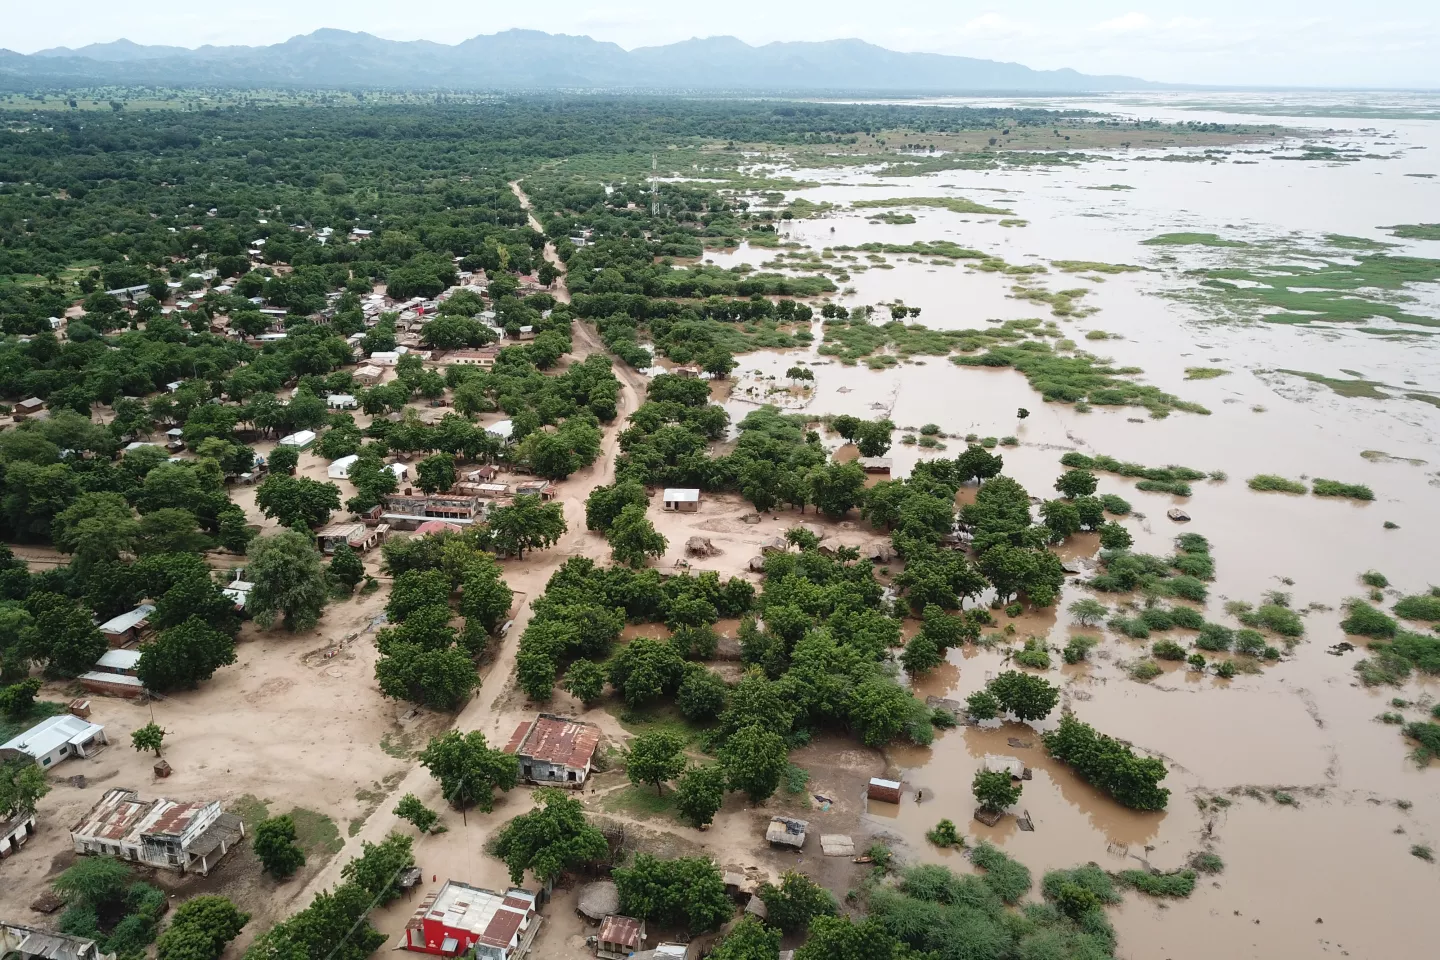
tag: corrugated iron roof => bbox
[505,714,600,770]
[598,915,643,948]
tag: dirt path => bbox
[270,181,642,939]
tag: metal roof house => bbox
[765,816,809,850]
[70,788,244,877]
[662,488,700,512]
[485,420,514,441]
[278,430,317,449]
[328,454,360,479]
[858,457,893,474]
[79,649,145,699]
[503,714,601,787]
[595,916,644,960]
[1,811,37,859]
[98,604,155,647]
[1,715,108,770]
[1,923,115,960]
[402,880,540,960]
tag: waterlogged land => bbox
[666,93,1440,959]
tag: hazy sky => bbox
[9,0,1439,88]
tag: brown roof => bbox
[480,909,525,948]
[598,916,643,948]
[504,714,600,770]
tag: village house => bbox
[402,880,540,960]
[440,347,499,370]
[0,923,114,960]
[327,393,358,410]
[13,398,45,420]
[662,488,700,512]
[858,457,893,475]
[503,714,601,787]
[485,420,514,442]
[1,811,37,859]
[278,429,317,450]
[98,604,155,647]
[594,916,644,960]
[465,482,510,500]
[513,480,555,501]
[353,364,385,386]
[70,788,245,877]
[1,714,108,770]
[316,522,384,555]
[382,493,484,529]
[78,649,145,699]
[328,454,359,479]
[765,816,809,850]
[369,350,401,366]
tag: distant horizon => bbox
[5,1,1438,89]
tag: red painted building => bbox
[404,881,540,960]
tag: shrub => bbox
[1108,615,1149,639]
[1171,551,1215,579]
[973,769,1022,813]
[1311,479,1374,500]
[1043,715,1169,810]
[1140,607,1175,631]
[1403,721,1440,765]
[965,689,1001,720]
[1152,639,1187,661]
[926,819,963,848]
[1128,659,1162,681]
[1395,594,1440,622]
[1068,598,1108,626]
[1013,639,1051,670]
[1233,629,1267,657]
[1063,635,1098,664]
[1248,474,1307,494]
[1215,660,1237,679]
[1168,606,1205,630]
[1341,600,1397,638]
[1187,653,1206,670]
[1101,494,1131,516]
[1041,865,1120,906]
[1116,869,1197,897]
[968,842,1032,904]
[1166,576,1209,602]
[1235,601,1305,638]
[1360,570,1389,588]
[1190,852,1224,874]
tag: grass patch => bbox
[1061,451,1210,492]
[290,808,345,856]
[605,701,708,746]
[1274,369,1390,399]
[1311,478,1374,500]
[599,784,680,819]
[1115,869,1197,897]
[230,794,271,829]
[1051,260,1144,274]
[1385,224,1440,240]
[1248,474,1307,494]
[852,196,1014,216]
[969,841,1032,905]
[1394,592,1440,622]
[1143,232,1250,247]
[955,344,1208,416]
[380,730,420,759]
[1184,366,1229,380]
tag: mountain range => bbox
[1,29,1155,92]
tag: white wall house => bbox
[0,714,108,770]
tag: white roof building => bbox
[386,462,409,481]
[328,394,357,409]
[123,442,159,454]
[369,351,401,366]
[279,430,317,449]
[485,420,514,441]
[328,454,360,479]
[1,714,108,769]
[98,604,156,637]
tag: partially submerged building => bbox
[402,880,540,960]
[316,522,384,554]
[503,714,601,787]
[70,788,244,877]
[765,816,809,850]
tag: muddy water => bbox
[708,92,1440,959]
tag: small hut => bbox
[760,537,789,555]
[765,816,809,850]
[867,778,903,804]
[685,536,718,557]
[980,754,1027,780]
[748,556,767,573]
[577,881,620,923]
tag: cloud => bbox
[1092,12,1154,33]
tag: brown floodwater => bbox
[706,91,1440,958]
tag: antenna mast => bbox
[650,154,659,217]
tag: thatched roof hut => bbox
[577,880,620,922]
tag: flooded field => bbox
[707,92,1439,959]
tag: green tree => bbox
[135,509,210,556]
[255,475,341,530]
[626,731,687,795]
[130,722,166,757]
[674,763,728,829]
[606,503,667,568]
[758,871,837,933]
[266,445,300,475]
[709,915,781,960]
[793,916,901,960]
[613,854,733,933]
[986,671,1060,722]
[677,665,727,721]
[607,637,685,707]
[155,896,250,960]
[418,730,520,811]
[853,420,893,458]
[340,832,415,905]
[808,462,867,519]
[562,658,606,705]
[972,769,1022,813]
[458,557,514,635]
[0,757,50,819]
[1098,521,1133,550]
[247,531,330,631]
[585,480,649,531]
[719,725,788,803]
[375,643,477,710]
[27,595,107,678]
[137,617,236,691]
[487,494,566,559]
[900,634,943,675]
[491,788,608,884]
[254,815,306,879]
[1054,469,1098,498]
[415,453,456,495]
[965,689,1001,720]
[0,677,41,718]
[51,855,131,908]
[51,492,138,567]
[328,543,365,592]
[393,794,439,834]
[1042,715,1169,811]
